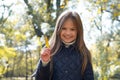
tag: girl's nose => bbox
[66,30,71,35]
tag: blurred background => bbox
[0,0,120,80]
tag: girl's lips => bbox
[64,36,72,39]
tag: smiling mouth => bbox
[64,35,71,38]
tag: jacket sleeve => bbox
[35,59,50,80]
[83,60,94,80]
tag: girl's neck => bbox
[62,40,76,47]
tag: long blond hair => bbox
[49,10,92,75]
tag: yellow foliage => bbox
[0,47,5,58]
[113,12,119,17]
[89,17,94,22]
[0,66,5,75]
[60,5,65,8]
[97,8,102,14]
[5,47,17,57]
[96,1,101,4]
[0,46,16,59]
[11,19,19,25]
[37,37,42,49]
[118,12,120,16]
[15,32,26,41]
[2,56,8,61]
[102,0,108,3]
[103,76,107,80]
[102,7,106,10]
[117,4,120,9]
[0,51,5,59]
[37,37,42,46]
[110,4,115,9]
[108,54,117,61]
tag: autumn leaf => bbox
[60,5,65,8]
[44,35,50,48]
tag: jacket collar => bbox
[62,40,76,48]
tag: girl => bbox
[35,10,94,80]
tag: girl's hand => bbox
[41,48,51,63]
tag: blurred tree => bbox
[0,0,76,79]
[0,0,13,27]
[23,0,68,37]
[0,46,16,78]
[0,0,15,78]
[85,0,120,33]
[22,0,69,79]
[85,0,120,79]
[0,0,36,79]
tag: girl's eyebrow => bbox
[71,26,77,28]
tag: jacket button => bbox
[65,70,68,73]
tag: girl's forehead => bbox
[63,19,77,26]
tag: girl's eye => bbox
[62,27,66,30]
[71,28,76,31]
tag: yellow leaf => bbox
[44,35,50,48]
[60,5,65,8]
[117,4,120,9]
[97,8,102,14]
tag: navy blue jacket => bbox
[35,44,94,80]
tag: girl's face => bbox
[60,18,77,43]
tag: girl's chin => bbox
[63,40,75,43]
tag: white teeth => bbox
[63,35,71,39]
